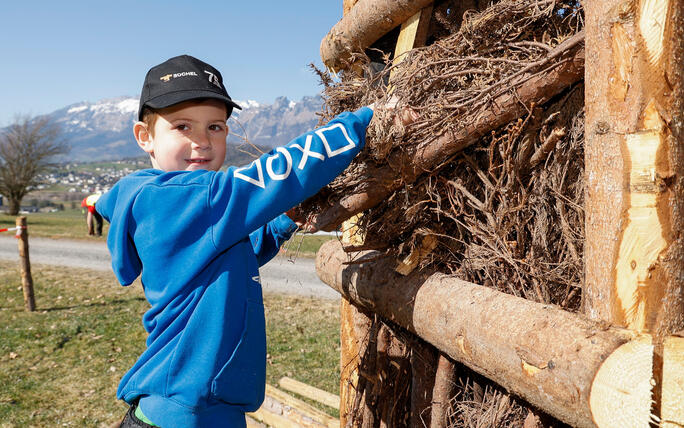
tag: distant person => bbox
[96,55,374,427]
[81,193,102,236]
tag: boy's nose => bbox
[191,133,211,150]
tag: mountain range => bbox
[44,95,324,163]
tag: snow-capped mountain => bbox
[228,96,323,148]
[41,95,323,162]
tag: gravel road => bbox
[0,235,339,300]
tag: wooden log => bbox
[585,2,684,422]
[311,35,585,231]
[430,354,456,428]
[16,216,35,312]
[409,340,438,427]
[316,240,647,428]
[321,0,435,72]
[339,297,371,426]
[584,0,684,338]
[342,0,359,16]
[278,377,340,410]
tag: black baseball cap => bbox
[137,55,242,120]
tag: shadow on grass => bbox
[23,296,146,313]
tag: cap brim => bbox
[140,90,242,119]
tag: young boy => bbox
[96,55,373,427]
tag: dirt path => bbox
[0,236,339,300]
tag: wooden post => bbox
[429,354,456,428]
[338,297,371,426]
[585,1,684,424]
[409,339,438,427]
[584,0,684,335]
[16,216,35,312]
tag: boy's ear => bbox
[133,121,154,154]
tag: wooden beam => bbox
[264,384,339,428]
[248,407,302,428]
[316,240,646,428]
[278,377,340,410]
[321,0,435,71]
[392,6,433,67]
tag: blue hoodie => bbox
[96,107,373,427]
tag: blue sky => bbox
[0,1,342,125]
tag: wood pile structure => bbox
[300,0,684,427]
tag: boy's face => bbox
[134,99,228,172]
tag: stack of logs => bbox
[310,0,684,427]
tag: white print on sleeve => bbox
[291,135,325,170]
[234,159,265,188]
[234,123,357,187]
[266,147,292,180]
[315,123,356,157]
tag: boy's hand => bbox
[371,96,419,127]
[286,207,317,233]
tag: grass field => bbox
[0,261,340,427]
[0,209,109,241]
[0,209,336,257]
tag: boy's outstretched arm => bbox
[248,214,297,266]
[210,107,373,253]
[249,207,318,266]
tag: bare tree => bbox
[0,116,68,215]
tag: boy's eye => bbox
[209,124,225,132]
[175,124,189,131]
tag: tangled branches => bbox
[305,0,585,309]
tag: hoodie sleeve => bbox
[95,177,144,286]
[249,214,298,266]
[209,107,373,253]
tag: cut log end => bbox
[589,335,654,428]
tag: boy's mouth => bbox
[186,158,211,164]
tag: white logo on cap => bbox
[160,71,198,82]
[204,71,221,88]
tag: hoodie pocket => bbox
[211,300,266,411]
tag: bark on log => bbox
[311,34,585,231]
[409,340,438,427]
[321,0,435,72]
[584,1,684,423]
[429,354,456,428]
[316,240,644,428]
[584,0,684,337]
